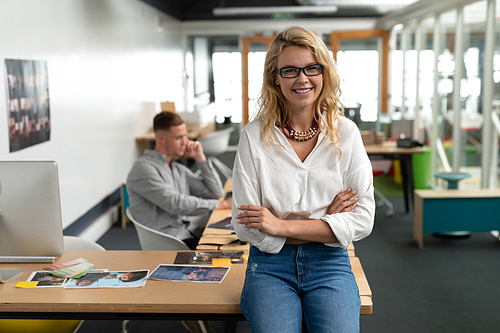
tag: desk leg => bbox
[400,155,416,213]
[399,156,410,213]
[413,195,424,249]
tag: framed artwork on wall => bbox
[4,59,51,152]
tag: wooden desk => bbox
[0,250,244,321]
[136,122,215,144]
[413,189,500,249]
[0,250,372,320]
[365,141,425,213]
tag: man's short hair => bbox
[153,111,184,133]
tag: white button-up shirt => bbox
[231,116,375,254]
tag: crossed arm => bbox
[235,188,358,244]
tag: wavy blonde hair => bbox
[256,26,344,155]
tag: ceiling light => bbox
[213,6,338,16]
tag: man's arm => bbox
[185,140,225,200]
[128,161,219,217]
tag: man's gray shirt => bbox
[126,150,224,240]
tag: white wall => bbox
[0,0,184,228]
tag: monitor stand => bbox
[0,264,23,283]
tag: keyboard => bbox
[0,256,57,263]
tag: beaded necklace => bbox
[283,119,319,142]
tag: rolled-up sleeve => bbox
[320,123,375,248]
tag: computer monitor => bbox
[0,161,64,264]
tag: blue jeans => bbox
[241,243,360,333]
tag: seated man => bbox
[127,111,231,250]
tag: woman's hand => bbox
[328,188,358,215]
[236,205,284,237]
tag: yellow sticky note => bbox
[212,258,233,267]
[16,281,38,288]
[242,255,249,262]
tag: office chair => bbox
[372,160,394,218]
[160,101,176,112]
[63,236,106,251]
[198,127,235,180]
[126,208,190,251]
[0,237,105,333]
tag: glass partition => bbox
[383,0,498,189]
[404,23,418,119]
[390,28,403,116]
[247,43,267,122]
[437,10,457,172]
[460,1,487,171]
[492,0,500,187]
[418,17,436,145]
[213,51,242,123]
[337,38,380,124]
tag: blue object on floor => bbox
[434,172,471,189]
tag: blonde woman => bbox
[231,26,375,332]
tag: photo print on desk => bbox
[4,59,51,152]
[63,270,149,289]
[149,265,230,283]
[174,251,245,265]
[27,271,67,287]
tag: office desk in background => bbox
[136,121,215,145]
[365,141,425,213]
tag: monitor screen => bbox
[0,161,64,262]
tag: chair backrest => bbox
[63,236,106,251]
[198,127,235,156]
[160,101,176,112]
[126,208,190,251]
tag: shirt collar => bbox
[144,149,168,164]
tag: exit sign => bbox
[272,12,295,19]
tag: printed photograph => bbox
[28,271,67,287]
[174,251,245,265]
[63,270,149,289]
[149,265,230,283]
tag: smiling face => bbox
[274,45,323,114]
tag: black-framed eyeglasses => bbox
[276,64,324,78]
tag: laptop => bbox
[0,161,64,265]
